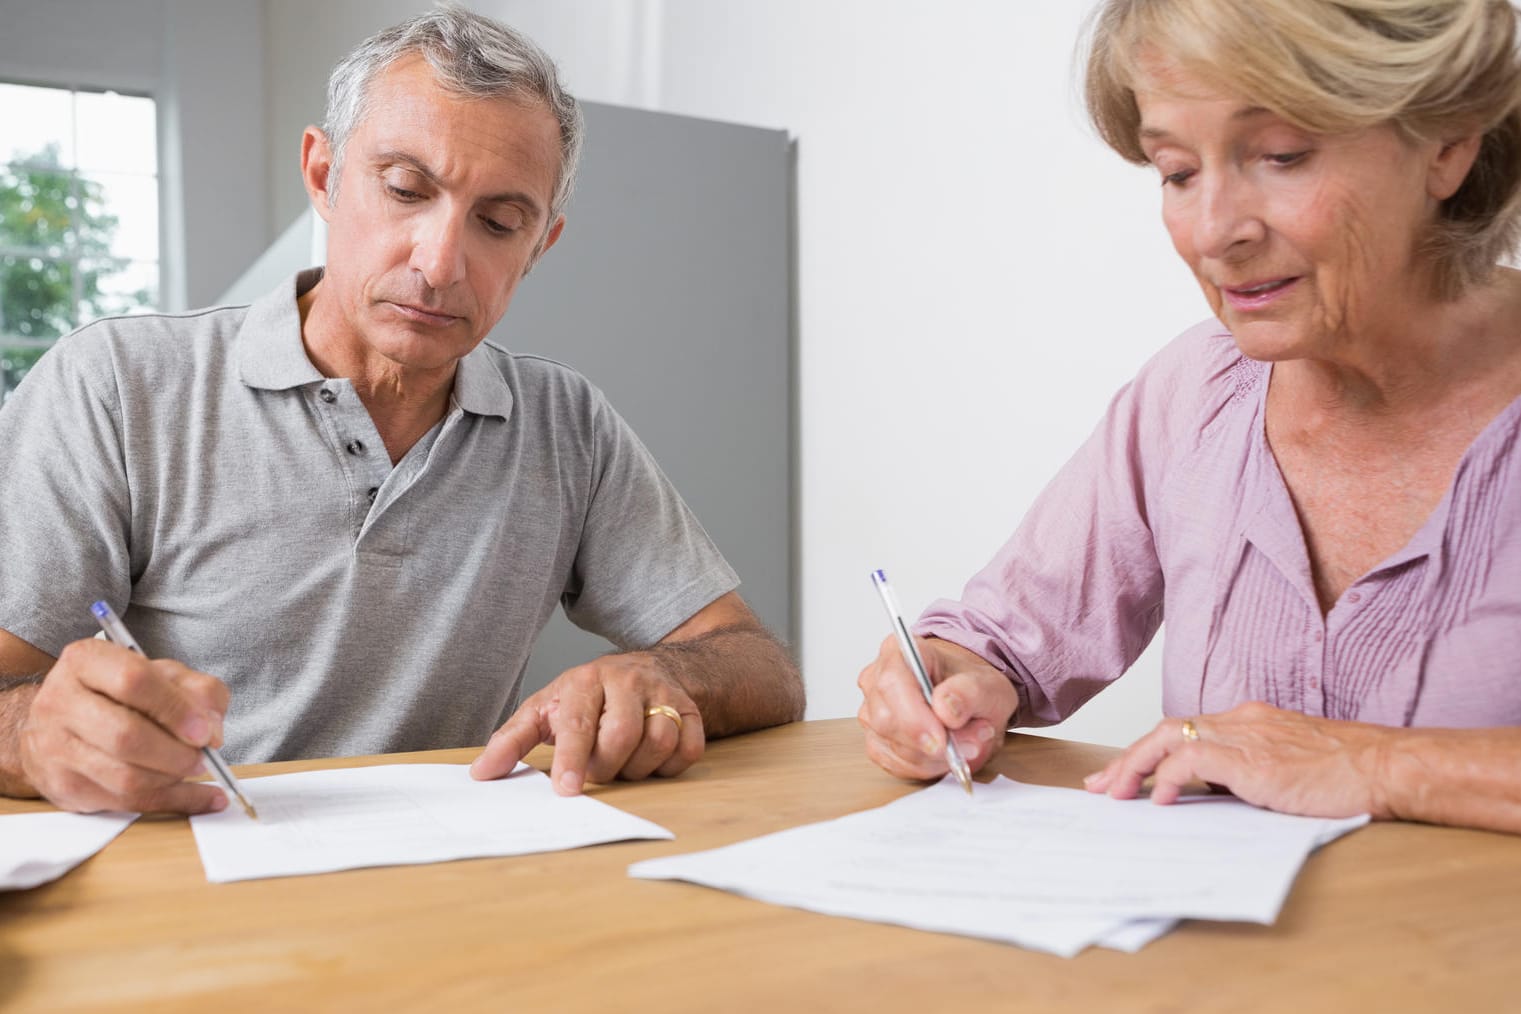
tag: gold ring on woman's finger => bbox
[1180,718,1200,743]
[645,704,683,732]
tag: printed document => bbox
[629,775,1365,957]
[1,811,137,891]
[190,763,671,883]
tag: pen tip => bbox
[241,800,259,820]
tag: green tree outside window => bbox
[1,82,159,405]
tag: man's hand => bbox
[857,634,1018,781]
[1082,701,1392,818]
[470,652,703,795]
[17,638,232,814]
[472,591,799,795]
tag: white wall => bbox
[262,1,1208,746]
[0,0,267,310]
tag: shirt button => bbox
[367,486,379,502]
[1309,677,1321,690]
[319,388,336,403]
[1347,591,1361,603]
[345,439,365,456]
[1313,630,1324,642]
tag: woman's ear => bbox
[1428,133,1483,202]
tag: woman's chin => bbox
[1224,319,1313,363]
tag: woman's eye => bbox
[1266,151,1309,168]
[1161,168,1195,187]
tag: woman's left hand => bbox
[1083,701,1395,819]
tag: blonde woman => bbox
[858,0,1521,832]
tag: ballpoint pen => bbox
[90,601,259,819]
[869,569,974,796]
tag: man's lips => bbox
[382,301,464,326]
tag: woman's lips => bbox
[1222,277,1299,311]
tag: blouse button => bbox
[319,388,336,403]
[1346,591,1362,604]
[345,439,365,456]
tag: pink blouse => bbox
[917,320,1521,729]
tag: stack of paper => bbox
[1,812,137,891]
[629,775,1367,957]
[189,763,672,882]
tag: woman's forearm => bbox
[1378,727,1521,833]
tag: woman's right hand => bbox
[857,634,1018,780]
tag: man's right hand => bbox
[856,634,1019,782]
[15,637,231,814]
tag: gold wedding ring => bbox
[645,704,684,732]
[1180,718,1200,743]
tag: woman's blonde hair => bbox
[1084,0,1521,298]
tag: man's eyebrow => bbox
[374,149,545,218]
[1138,106,1276,142]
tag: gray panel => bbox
[489,102,793,695]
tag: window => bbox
[0,81,159,404]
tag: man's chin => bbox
[367,331,479,373]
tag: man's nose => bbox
[410,211,468,289]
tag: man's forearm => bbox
[642,624,804,738]
[0,678,42,798]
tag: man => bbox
[0,7,802,814]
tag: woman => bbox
[858,0,1521,832]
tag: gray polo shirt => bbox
[0,269,738,762]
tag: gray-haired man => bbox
[0,7,803,814]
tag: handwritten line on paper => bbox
[629,775,1366,957]
[188,763,673,883]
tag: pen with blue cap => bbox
[870,569,974,796]
[90,600,259,819]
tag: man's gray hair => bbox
[322,4,583,223]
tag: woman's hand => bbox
[857,634,1018,781]
[1083,701,1394,819]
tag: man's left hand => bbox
[470,653,704,795]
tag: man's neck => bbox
[297,279,456,465]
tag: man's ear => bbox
[524,215,566,277]
[301,126,337,221]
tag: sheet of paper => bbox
[0,811,138,891]
[1095,917,1178,953]
[189,763,671,883]
[629,775,1366,957]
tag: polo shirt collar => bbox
[236,268,326,391]
[236,268,514,421]
[451,340,513,420]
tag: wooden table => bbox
[2,718,1517,1012]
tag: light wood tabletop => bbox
[2,717,1518,1013]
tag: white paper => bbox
[629,775,1366,957]
[0,811,138,890]
[1094,917,1178,953]
[189,763,672,883]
